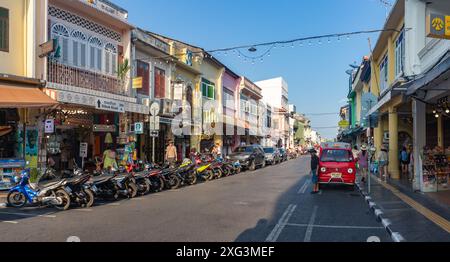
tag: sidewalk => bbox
[357,173,450,242]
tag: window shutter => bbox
[96,48,102,71]
[154,69,161,98]
[73,41,78,66]
[143,62,149,96]
[90,46,95,69]
[80,43,86,67]
[160,70,165,98]
[62,38,69,63]
[112,53,117,75]
[105,51,110,74]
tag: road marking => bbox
[72,208,93,212]
[318,190,323,195]
[66,236,81,242]
[106,203,121,206]
[367,236,381,242]
[303,205,318,242]
[2,221,18,224]
[0,212,56,218]
[286,223,384,230]
[298,180,310,194]
[378,180,450,234]
[265,204,297,242]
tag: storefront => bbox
[0,75,58,190]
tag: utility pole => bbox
[149,102,160,163]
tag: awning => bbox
[406,54,450,96]
[0,84,58,108]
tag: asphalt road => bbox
[0,156,391,242]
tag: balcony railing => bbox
[47,59,126,96]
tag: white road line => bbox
[2,221,18,224]
[72,208,93,212]
[303,205,318,242]
[286,223,384,229]
[105,203,121,206]
[0,212,56,218]
[298,180,310,194]
[265,204,297,242]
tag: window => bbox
[105,43,117,75]
[379,55,388,93]
[51,24,70,63]
[223,89,235,110]
[88,37,102,71]
[154,67,165,98]
[267,110,272,128]
[395,28,405,78]
[201,79,215,99]
[0,8,8,52]
[136,60,150,96]
[71,30,86,68]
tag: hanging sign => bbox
[427,13,450,40]
[132,77,143,89]
[338,120,350,129]
[79,142,88,158]
[95,98,125,113]
[44,119,54,134]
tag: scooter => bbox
[176,159,197,186]
[7,168,71,210]
[90,169,138,200]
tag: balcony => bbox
[47,59,127,97]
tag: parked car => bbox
[263,147,281,165]
[227,145,266,171]
[279,148,288,162]
[318,142,356,190]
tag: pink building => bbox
[222,68,241,155]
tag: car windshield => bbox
[234,147,253,153]
[320,149,353,162]
[264,148,274,153]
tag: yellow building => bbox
[367,0,413,180]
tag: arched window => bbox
[71,30,86,67]
[89,37,102,71]
[104,43,117,75]
[51,24,69,63]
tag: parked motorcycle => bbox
[90,169,138,200]
[7,168,71,210]
[176,159,197,186]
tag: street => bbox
[0,157,390,242]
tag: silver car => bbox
[263,147,281,165]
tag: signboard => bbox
[132,77,143,89]
[427,13,450,40]
[134,122,144,134]
[338,120,350,129]
[95,98,125,113]
[39,40,55,58]
[150,130,159,137]
[79,142,88,158]
[44,119,54,134]
[150,116,160,131]
[174,84,183,100]
[93,124,116,133]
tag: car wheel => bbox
[248,161,256,171]
[261,160,266,168]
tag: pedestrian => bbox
[165,140,177,168]
[102,145,118,172]
[377,145,389,182]
[352,145,359,160]
[309,147,320,194]
[400,146,409,177]
[357,144,369,183]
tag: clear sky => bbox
[112,0,392,139]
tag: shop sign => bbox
[44,119,54,134]
[79,142,88,158]
[174,84,183,100]
[150,130,159,137]
[134,122,144,134]
[39,39,55,58]
[132,77,143,89]
[93,125,116,133]
[338,120,350,129]
[95,98,125,113]
[427,13,450,40]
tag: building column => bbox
[388,106,400,179]
[412,99,426,191]
[374,116,384,153]
[437,116,444,148]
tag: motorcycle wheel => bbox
[236,167,241,174]
[214,169,223,179]
[53,189,71,211]
[186,172,197,186]
[127,182,138,198]
[82,189,95,208]
[139,179,151,195]
[168,174,181,189]
[248,161,256,171]
[157,177,165,192]
[7,191,27,208]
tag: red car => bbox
[318,142,356,190]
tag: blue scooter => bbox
[7,168,72,210]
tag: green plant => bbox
[29,168,39,183]
[117,58,131,81]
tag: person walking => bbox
[309,148,320,194]
[357,144,369,183]
[165,140,177,168]
[377,145,389,182]
[400,146,409,177]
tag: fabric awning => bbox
[0,84,58,108]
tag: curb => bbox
[356,182,406,242]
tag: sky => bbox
[112,0,392,139]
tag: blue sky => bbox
[112,0,392,139]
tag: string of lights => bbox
[139,28,404,64]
